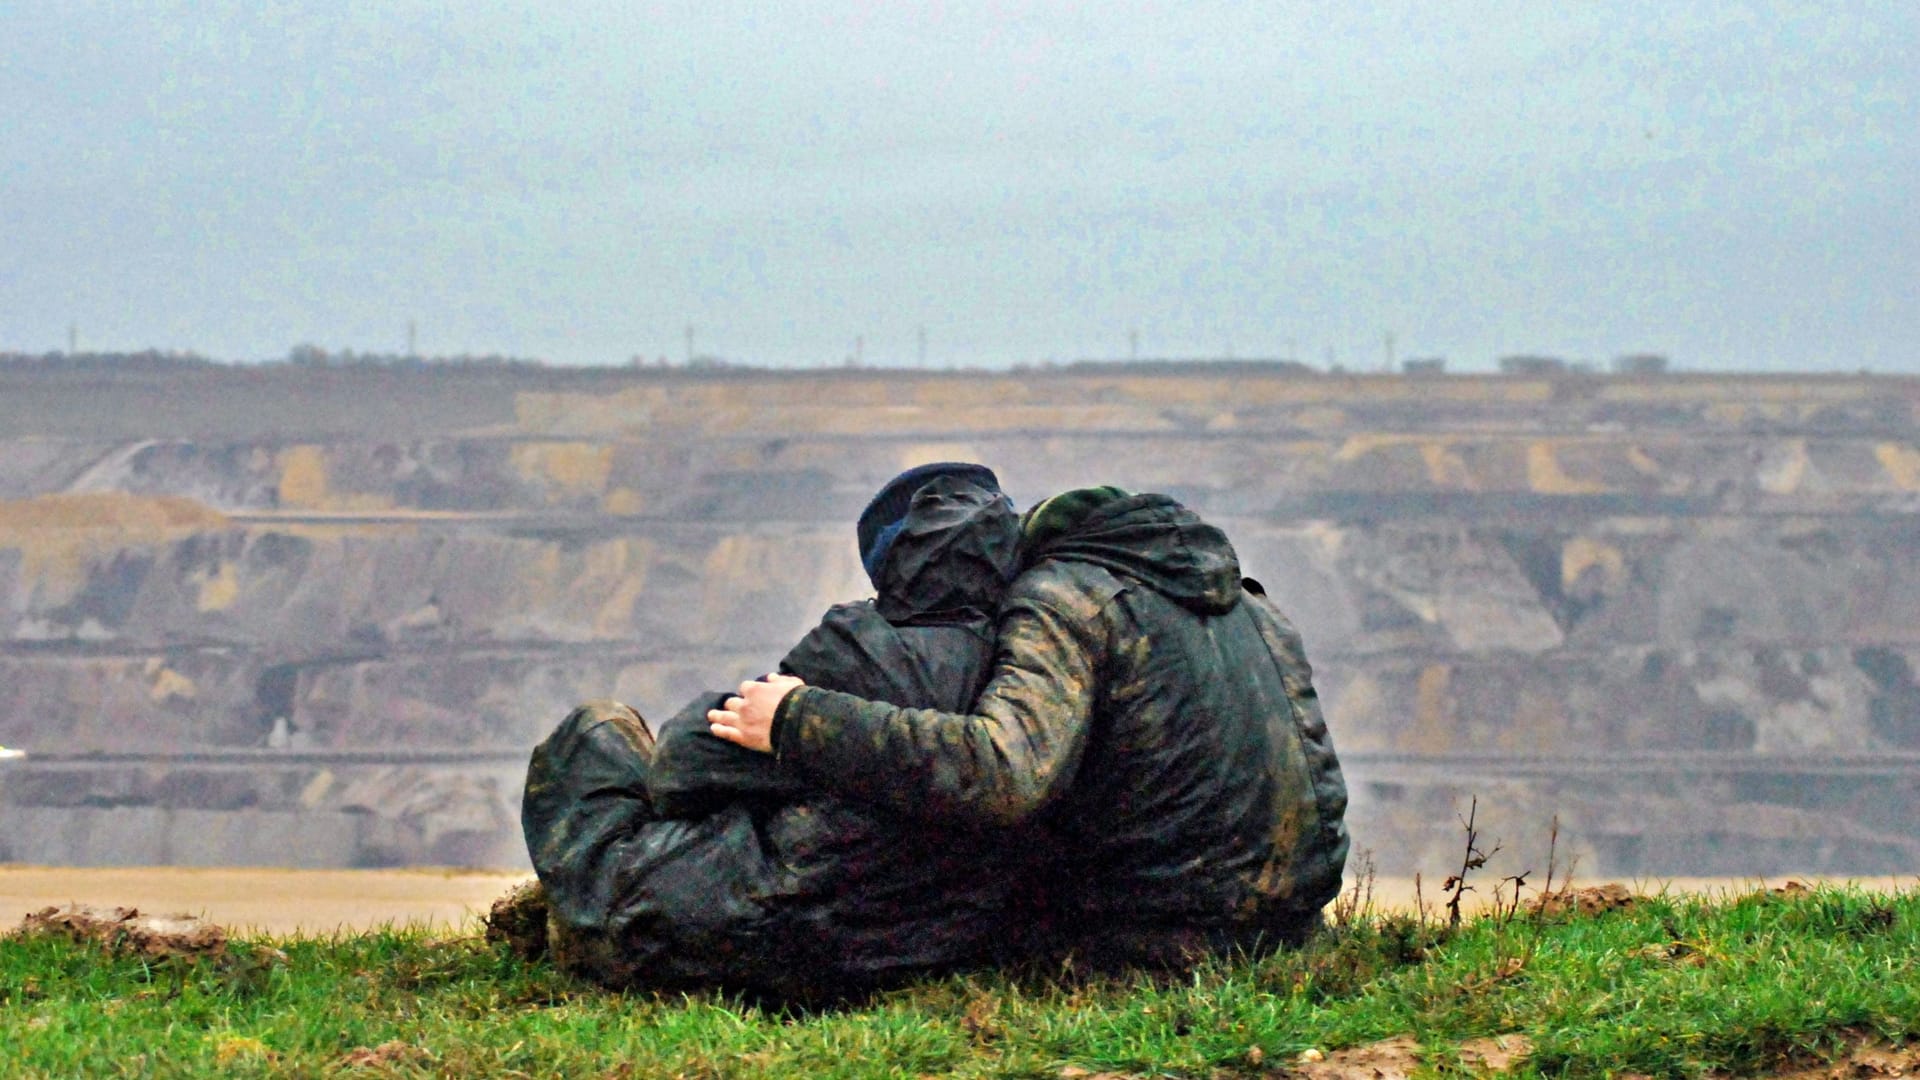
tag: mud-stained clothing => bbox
[521,477,1028,996]
[771,491,1349,966]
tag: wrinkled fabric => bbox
[774,491,1350,966]
[523,702,794,990]
[858,461,1003,586]
[522,476,1029,996]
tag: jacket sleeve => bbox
[647,603,885,817]
[648,692,810,818]
[770,587,1107,829]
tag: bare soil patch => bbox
[1768,1039,1920,1078]
[15,904,228,958]
[1288,1034,1533,1078]
[334,1041,435,1070]
[1529,881,1637,917]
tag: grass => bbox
[2,884,1917,1078]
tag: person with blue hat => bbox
[518,463,1039,997]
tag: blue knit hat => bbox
[858,462,1003,585]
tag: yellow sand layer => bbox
[0,866,529,937]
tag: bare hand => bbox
[708,673,805,753]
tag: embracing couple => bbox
[520,463,1348,998]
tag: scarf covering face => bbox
[858,462,1004,587]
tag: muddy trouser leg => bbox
[521,701,661,983]
[521,700,787,990]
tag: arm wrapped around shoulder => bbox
[774,593,1105,829]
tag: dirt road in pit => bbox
[4,868,1913,937]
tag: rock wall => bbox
[3,364,1919,875]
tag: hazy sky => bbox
[3,2,1914,370]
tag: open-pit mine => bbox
[2,360,1917,877]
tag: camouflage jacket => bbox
[526,476,1031,996]
[772,491,1349,963]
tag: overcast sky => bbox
[2,2,1914,370]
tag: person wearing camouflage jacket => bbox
[520,468,1034,996]
[712,486,1349,967]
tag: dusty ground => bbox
[0,867,531,936]
[2,869,1912,937]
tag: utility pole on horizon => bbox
[685,324,695,365]
[67,324,77,355]
[917,325,927,368]
[407,320,417,358]
[1129,328,1139,362]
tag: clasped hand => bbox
[707,673,805,753]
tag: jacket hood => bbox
[1022,489,1242,614]
[873,475,1022,623]
[858,462,1003,585]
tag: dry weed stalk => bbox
[1540,815,1560,899]
[1332,850,1378,929]
[1491,867,1533,925]
[1442,796,1502,930]
[1426,801,1586,987]
[1533,814,1581,902]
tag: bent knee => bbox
[551,700,654,756]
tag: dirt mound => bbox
[484,880,549,960]
[13,904,229,957]
[1529,882,1637,918]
